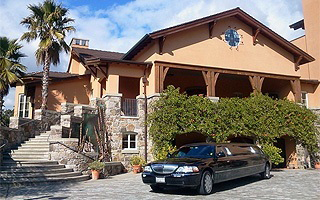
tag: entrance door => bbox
[274,138,286,168]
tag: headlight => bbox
[176,166,199,173]
[144,166,152,172]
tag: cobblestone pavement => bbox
[1,169,319,200]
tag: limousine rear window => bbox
[172,145,215,158]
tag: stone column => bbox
[296,143,311,169]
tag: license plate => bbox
[156,177,165,183]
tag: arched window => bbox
[122,132,137,150]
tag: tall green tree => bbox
[21,0,75,109]
[0,37,26,122]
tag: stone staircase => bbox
[0,132,89,186]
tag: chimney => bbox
[70,38,89,49]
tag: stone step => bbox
[24,141,50,144]
[20,143,49,147]
[6,155,49,160]
[0,175,89,186]
[0,164,65,171]
[17,145,49,150]
[2,160,58,166]
[7,151,48,155]
[0,167,73,174]
[0,171,82,179]
[10,148,49,153]
[29,138,49,142]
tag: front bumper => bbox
[142,172,201,187]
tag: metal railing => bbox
[0,139,8,151]
[121,98,138,117]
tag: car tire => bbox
[260,163,271,179]
[150,185,164,192]
[198,171,213,195]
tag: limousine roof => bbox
[182,142,256,147]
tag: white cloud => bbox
[0,0,305,109]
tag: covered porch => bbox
[155,61,302,102]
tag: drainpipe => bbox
[143,65,150,162]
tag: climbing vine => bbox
[148,86,319,163]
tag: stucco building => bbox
[12,0,319,169]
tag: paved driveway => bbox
[1,169,319,199]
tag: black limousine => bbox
[142,143,271,194]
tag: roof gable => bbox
[123,8,314,65]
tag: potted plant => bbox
[130,155,145,173]
[88,160,105,180]
[315,161,320,169]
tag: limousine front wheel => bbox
[198,171,213,195]
[260,163,271,179]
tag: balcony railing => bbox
[121,98,138,117]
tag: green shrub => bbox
[261,144,284,165]
[148,86,319,161]
[88,160,105,171]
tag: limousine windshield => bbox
[171,145,215,158]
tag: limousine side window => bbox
[216,146,232,157]
[238,146,263,155]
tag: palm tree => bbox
[21,0,75,109]
[0,37,26,124]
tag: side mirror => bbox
[167,153,172,158]
[216,151,226,158]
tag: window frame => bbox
[301,91,308,108]
[18,94,30,118]
[122,132,137,150]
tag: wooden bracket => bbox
[96,64,108,78]
[209,20,217,39]
[159,66,170,92]
[159,36,166,55]
[294,55,303,71]
[252,28,261,45]
[249,75,264,93]
[88,65,97,77]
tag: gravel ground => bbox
[1,169,319,200]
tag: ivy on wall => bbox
[148,86,319,164]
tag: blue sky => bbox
[0,0,305,109]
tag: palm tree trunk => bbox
[41,51,50,110]
[0,92,3,125]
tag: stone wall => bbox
[103,162,125,176]
[101,94,154,169]
[4,117,42,150]
[34,109,61,130]
[49,138,97,172]
[0,133,4,165]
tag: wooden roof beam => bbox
[209,20,217,39]
[159,36,166,55]
[295,55,303,71]
[252,27,261,45]
[88,65,97,77]
[96,64,108,78]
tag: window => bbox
[172,145,215,158]
[81,40,87,46]
[75,39,80,45]
[18,94,30,118]
[301,92,308,108]
[122,132,137,149]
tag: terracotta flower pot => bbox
[91,170,100,180]
[132,165,142,173]
[315,162,320,169]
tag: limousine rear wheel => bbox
[198,171,213,195]
[260,163,271,179]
